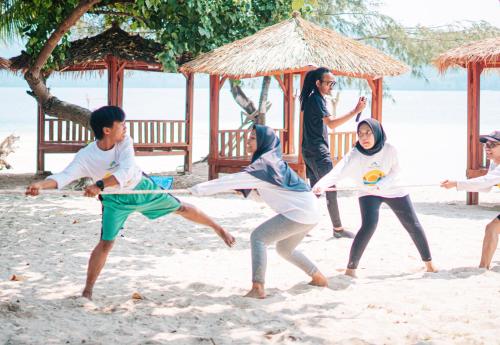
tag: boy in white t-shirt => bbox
[26,106,235,300]
[441,131,500,269]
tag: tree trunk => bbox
[24,0,101,129]
[229,77,272,126]
[0,134,19,170]
[256,76,271,125]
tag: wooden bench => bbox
[37,112,191,173]
[208,128,356,178]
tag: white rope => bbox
[0,184,440,197]
[324,184,439,192]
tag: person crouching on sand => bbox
[313,118,437,278]
[25,106,235,300]
[441,130,500,269]
[189,125,328,299]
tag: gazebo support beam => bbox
[283,73,294,155]
[106,55,124,107]
[209,75,221,180]
[367,78,383,122]
[184,72,194,173]
[466,62,483,205]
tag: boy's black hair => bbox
[90,106,126,140]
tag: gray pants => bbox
[250,214,319,284]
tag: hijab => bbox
[355,118,386,156]
[240,125,310,197]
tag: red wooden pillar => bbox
[466,63,483,205]
[209,75,221,180]
[283,73,295,154]
[184,73,194,173]
[368,78,383,122]
[297,72,306,168]
[106,55,125,107]
[36,103,45,174]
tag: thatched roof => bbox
[180,13,408,79]
[434,37,500,73]
[2,25,191,74]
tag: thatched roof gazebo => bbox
[2,24,195,174]
[180,12,408,179]
[434,37,500,205]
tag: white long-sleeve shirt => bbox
[456,162,500,193]
[47,135,143,190]
[314,142,408,198]
[189,172,320,224]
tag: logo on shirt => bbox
[363,169,385,185]
[109,160,119,170]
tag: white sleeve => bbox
[189,172,271,196]
[456,165,500,192]
[46,152,87,189]
[113,136,139,188]
[376,145,401,190]
[313,149,358,189]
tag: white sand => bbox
[1,184,499,345]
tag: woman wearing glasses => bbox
[441,131,500,269]
[312,118,437,278]
[299,67,366,239]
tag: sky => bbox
[379,0,500,27]
[1,0,499,56]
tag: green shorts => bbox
[100,177,181,241]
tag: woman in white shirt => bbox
[441,130,500,269]
[313,118,437,278]
[190,125,328,298]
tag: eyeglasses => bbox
[321,80,336,87]
[485,141,500,149]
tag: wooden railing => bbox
[218,128,286,158]
[329,131,357,161]
[42,117,186,146]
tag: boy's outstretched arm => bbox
[25,179,58,196]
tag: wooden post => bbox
[368,78,383,122]
[283,73,295,155]
[297,72,306,174]
[209,75,221,180]
[36,104,45,174]
[184,73,194,173]
[106,55,124,107]
[466,63,482,205]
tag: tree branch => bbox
[25,0,101,127]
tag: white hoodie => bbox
[314,142,408,198]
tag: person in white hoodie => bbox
[190,125,328,299]
[313,118,437,278]
[441,130,500,269]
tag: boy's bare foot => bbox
[244,283,265,299]
[309,272,328,287]
[425,261,438,273]
[345,268,357,278]
[82,289,92,300]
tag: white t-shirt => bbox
[189,172,320,225]
[314,142,408,198]
[47,135,143,190]
[457,162,500,193]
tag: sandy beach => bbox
[1,169,499,345]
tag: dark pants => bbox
[302,147,342,229]
[347,195,432,269]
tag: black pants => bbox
[302,147,342,229]
[347,195,432,269]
